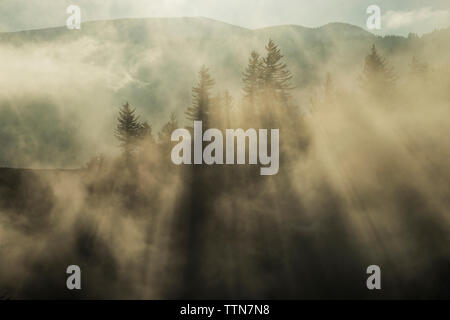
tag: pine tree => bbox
[361,44,396,94]
[185,66,215,128]
[115,102,146,158]
[243,51,263,103]
[261,39,293,101]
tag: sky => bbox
[0,0,449,35]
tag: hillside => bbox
[0,17,449,168]
[2,17,450,299]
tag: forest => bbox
[0,18,450,299]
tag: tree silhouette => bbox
[180,67,218,296]
[115,102,147,159]
[185,66,215,128]
[261,39,293,102]
[247,39,295,127]
[361,44,396,95]
[243,51,263,103]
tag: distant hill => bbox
[0,17,449,168]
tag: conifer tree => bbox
[185,66,215,128]
[243,51,263,103]
[361,44,396,94]
[115,102,146,158]
[261,39,293,102]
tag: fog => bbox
[2,0,450,35]
[0,17,450,299]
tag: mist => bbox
[1,17,450,299]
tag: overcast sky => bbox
[1,0,449,35]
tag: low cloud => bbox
[383,7,450,32]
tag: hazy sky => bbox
[1,0,449,35]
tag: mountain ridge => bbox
[0,16,376,37]
[3,16,449,39]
